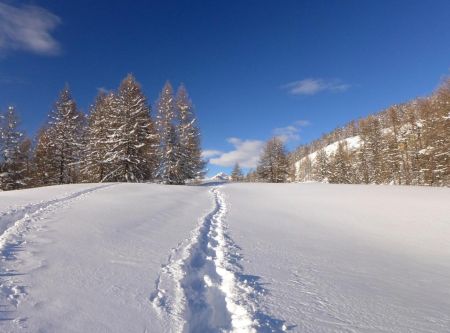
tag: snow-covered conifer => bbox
[44,86,85,184]
[329,142,352,184]
[257,137,288,183]
[0,106,27,190]
[103,74,157,182]
[82,92,113,182]
[230,163,243,182]
[155,81,181,184]
[312,148,330,182]
[176,84,205,182]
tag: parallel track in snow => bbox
[151,186,288,333]
[0,184,115,324]
[0,184,114,255]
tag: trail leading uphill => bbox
[151,186,288,332]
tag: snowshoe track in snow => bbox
[0,184,114,324]
[151,186,290,333]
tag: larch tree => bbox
[257,137,288,183]
[155,81,181,184]
[82,92,113,182]
[312,148,330,182]
[45,86,85,184]
[33,127,56,186]
[329,142,352,184]
[0,106,26,190]
[230,163,243,182]
[175,84,205,182]
[18,136,33,186]
[103,74,157,182]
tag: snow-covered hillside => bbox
[1,183,449,332]
[294,135,361,178]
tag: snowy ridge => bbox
[0,184,114,325]
[151,186,287,333]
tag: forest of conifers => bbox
[1,76,449,190]
[291,79,449,186]
[0,74,204,191]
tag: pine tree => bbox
[0,106,26,190]
[103,74,157,182]
[45,86,85,184]
[257,137,288,183]
[176,84,205,182]
[230,163,243,182]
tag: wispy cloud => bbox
[208,138,265,168]
[282,78,350,95]
[0,3,61,56]
[272,120,310,143]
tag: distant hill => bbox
[291,79,449,186]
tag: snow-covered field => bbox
[0,183,449,332]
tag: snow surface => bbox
[1,182,449,332]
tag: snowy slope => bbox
[221,183,450,332]
[0,183,212,332]
[1,182,449,332]
[294,135,361,175]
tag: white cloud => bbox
[209,138,265,168]
[0,3,61,55]
[206,120,310,168]
[202,149,223,159]
[272,120,310,143]
[282,78,350,95]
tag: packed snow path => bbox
[151,186,288,333]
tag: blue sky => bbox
[1,0,449,176]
